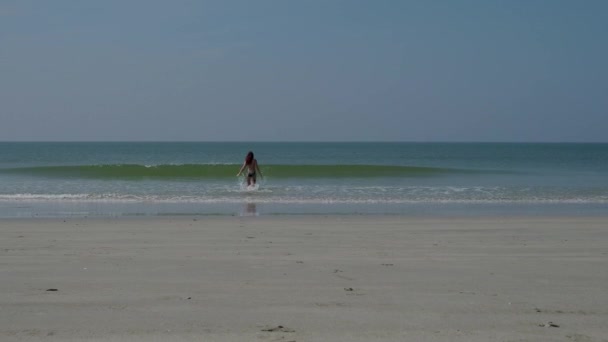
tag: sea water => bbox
[0,142,607,217]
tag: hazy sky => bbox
[1,0,607,142]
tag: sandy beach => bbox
[1,215,607,341]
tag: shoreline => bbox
[2,215,607,341]
[1,201,607,219]
[3,212,608,221]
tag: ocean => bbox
[0,142,607,217]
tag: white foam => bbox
[239,183,259,192]
[0,193,607,205]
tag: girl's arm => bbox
[236,162,246,176]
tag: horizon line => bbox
[1,140,607,144]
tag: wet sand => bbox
[1,216,607,341]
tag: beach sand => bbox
[1,216,607,341]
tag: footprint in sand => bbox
[261,325,295,333]
[539,321,560,328]
[333,269,354,281]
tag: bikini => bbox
[247,165,256,177]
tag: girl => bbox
[237,151,262,186]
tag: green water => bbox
[1,164,463,179]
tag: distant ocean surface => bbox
[1,142,607,217]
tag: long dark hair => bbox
[245,151,254,165]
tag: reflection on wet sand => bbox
[241,202,258,216]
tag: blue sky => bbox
[1,0,607,142]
